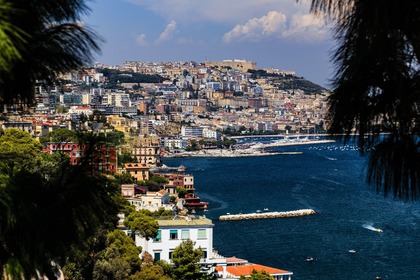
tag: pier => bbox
[219,209,316,221]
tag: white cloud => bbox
[135,34,148,46]
[223,10,329,43]
[223,11,287,43]
[156,20,177,43]
[283,13,329,41]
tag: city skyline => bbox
[84,0,335,88]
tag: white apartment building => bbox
[203,128,221,141]
[135,216,228,276]
[181,126,204,139]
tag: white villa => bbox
[134,215,293,279]
[135,215,228,276]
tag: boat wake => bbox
[363,223,383,232]
[198,193,228,211]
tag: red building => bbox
[42,142,117,175]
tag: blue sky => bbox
[84,0,336,88]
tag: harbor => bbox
[219,209,316,221]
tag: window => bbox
[153,230,161,242]
[169,251,173,260]
[181,229,190,240]
[170,230,178,240]
[197,229,206,239]
[202,250,207,259]
[154,251,161,261]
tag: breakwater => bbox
[219,209,316,221]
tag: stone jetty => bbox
[219,209,316,221]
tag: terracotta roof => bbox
[216,264,292,276]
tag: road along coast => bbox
[219,209,317,221]
[163,139,335,158]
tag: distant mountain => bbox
[248,70,328,94]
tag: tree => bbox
[171,239,203,280]
[239,269,274,280]
[0,160,119,279]
[308,0,420,199]
[92,230,142,279]
[0,0,101,106]
[0,128,42,177]
[40,128,78,146]
[131,264,171,280]
[0,0,26,75]
[176,187,187,198]
[124,211,159,241]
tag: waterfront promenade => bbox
[163,139,335,158]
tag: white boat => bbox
[263,208,269,212]
[306,257,314,262]
[375,228,383,232]
[348,249,356,254]
[177,165,186,172]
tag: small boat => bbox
[263,208,269,212]
[375,228,383,232]
[348,249,356,254]
[306,257,314,262]
[256,210,262,213]
[177,165,186,172]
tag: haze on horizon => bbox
[84,0,335,88]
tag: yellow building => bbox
[106,115,131,135]
[124,163,150,181]
[130,136,162,167]
[205,59,257,72]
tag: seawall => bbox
[219,209,316,221]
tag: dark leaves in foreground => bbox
[0,163,119,279]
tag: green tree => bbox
[176,187,187,198]
[131,264,172,280]
[239,269,274,280]
[40,128,78,146]
[308,0,420,199]
[124,211,159,241]
[171,239,203,280]
[0,0,26,75]
[92,230,142,279]
[0,163,119,279]
[0,128,42,177]
[0,0,101,106]
[117,151,136,167]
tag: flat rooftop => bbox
[156,215,214,227]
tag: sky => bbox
[83,0,336,88]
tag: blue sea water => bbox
[163,139,420,280]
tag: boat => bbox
[263,208,269,212]
[177,165,186,172]
[348,249,356,254]
[375,228,383,232]
[306,257,314,262]
[256,210,262,213]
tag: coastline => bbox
[163,139,335,158]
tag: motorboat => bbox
[375,228,383,232]
[306,257,314,262]
[177,165,186,172]
[348,249,356,254]
[263,208,269,212]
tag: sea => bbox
[162,136,420,280]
